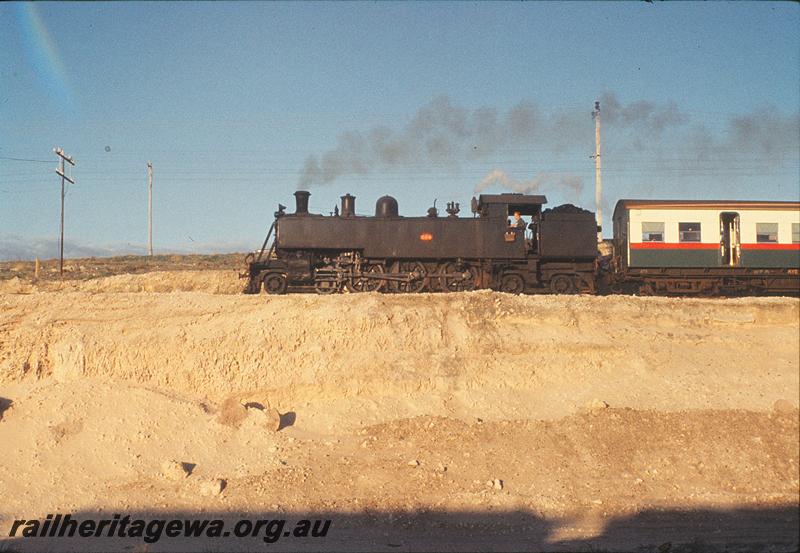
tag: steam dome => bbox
[375,195,399,217]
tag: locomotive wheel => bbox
[500,273,525,294]
[639,281,656,296]
[391,261,427,293]
[549,274,576,294]
[439,262,477,292]
[314,278,341,294]
[263,273,288,295]
[348,263,386,293]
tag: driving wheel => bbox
[500,273,525,294]
[549,274,576,294]
[263,273,288,295]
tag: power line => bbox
[0,155,52,163]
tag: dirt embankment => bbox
[0,271,798,552]
[1,279,797,424]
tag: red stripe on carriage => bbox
[630,242,719,250]
[740,243,800,250]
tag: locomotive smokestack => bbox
[341,193,355,218]
[294,190,310,215]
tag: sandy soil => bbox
[0,270,798,552]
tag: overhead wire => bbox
[0,156,53,163]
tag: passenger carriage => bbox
[611,200,800,295]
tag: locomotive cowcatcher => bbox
[243,190,598,295]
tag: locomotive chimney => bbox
[294,190,310,215]
[341,193,355,218]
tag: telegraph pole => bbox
[54,147,75,276]
[592,101,602,243]
[147,161,153,256]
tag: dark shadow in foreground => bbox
[2,504,798,553]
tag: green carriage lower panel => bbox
[629,246,719,268]
[740,247,800,269]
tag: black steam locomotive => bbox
[243,190,599,295]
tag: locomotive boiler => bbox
[243,191,599,295]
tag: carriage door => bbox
[719,212,741,267]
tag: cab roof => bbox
[478,193,548,206]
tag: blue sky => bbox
[1,1,798,259]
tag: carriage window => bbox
[679,222,701,242]
[756,223,778,243]
[641,222,664,242]
[792,223,799,244]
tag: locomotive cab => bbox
[476,194,545,221]
[476,193,545,253]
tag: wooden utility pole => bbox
[147,161,153,256]
[54,147,75,276]
[592,101,602,243]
